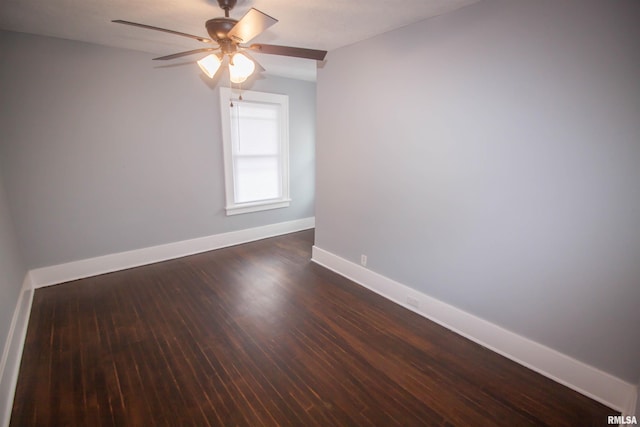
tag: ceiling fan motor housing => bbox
[205,18,240,55]
[205,18,238,40]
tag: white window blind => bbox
[220,88,290,215]
[230,102,282,203]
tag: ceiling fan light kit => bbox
[228,53,256,83]
[113,0,327,87]
[196,54,221,79]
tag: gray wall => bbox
[0,31,316,268]
[316,0,640,382]
[0,168,27,362]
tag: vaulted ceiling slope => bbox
[0,0,478,81]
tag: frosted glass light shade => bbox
[229,53,255,84]
[197,54,221,79]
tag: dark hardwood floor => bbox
[11,230,616,426]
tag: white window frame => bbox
[219,87,290,216]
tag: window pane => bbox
[234,157,281,203]
[231,102,280,156]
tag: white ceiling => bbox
[0,0,478,81]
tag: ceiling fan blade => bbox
[112,20,214,43]
[248,44,327,61]
[227,8,278,44]
[153,48,219,61]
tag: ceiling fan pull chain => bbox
[236,101,242,152]
[229,82,243,107]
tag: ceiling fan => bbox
[113,0,327,84]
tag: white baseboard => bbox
[311,245,636,414]
[0,273,34,427]
[30,217,315,289]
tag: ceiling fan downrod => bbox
[217,0,238,18]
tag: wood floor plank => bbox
[11,230,617,426]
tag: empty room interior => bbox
[1,0,639,425]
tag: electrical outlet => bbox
[406,296,420,309]
[360,254,367,266]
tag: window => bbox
[219,88,290,215]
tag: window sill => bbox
[225,199,291,216]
